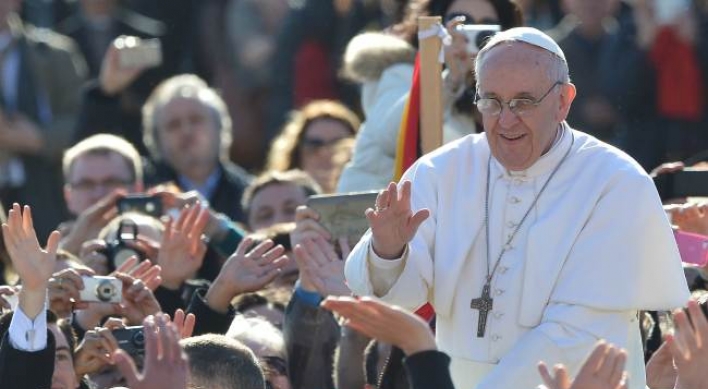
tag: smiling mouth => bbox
[500,133,526,141]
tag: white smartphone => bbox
[117,37,163,69]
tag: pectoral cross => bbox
[470,281,494,337]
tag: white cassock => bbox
[345,124,689,389]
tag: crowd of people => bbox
[1,0,708,388]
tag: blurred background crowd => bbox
[1,0,708,388]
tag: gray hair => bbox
[142,74,233,162]
[475,40,571,87]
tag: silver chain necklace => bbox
[470,129,574,337]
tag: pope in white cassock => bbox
[344,27,690,389]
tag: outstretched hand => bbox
[157,205,209,290]
[537,341,628,389]
[321,296,436,356]
[366,181,429,259]
[2,204,61,318]
[205,237,288,313]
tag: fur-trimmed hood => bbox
[341,32,416,83]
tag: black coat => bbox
[0,331,55,388]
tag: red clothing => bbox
[650,27,705,121]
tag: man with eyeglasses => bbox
[345,27,689,389]
[59,133,143,255]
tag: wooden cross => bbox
[470,282,494,337]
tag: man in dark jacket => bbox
[141,74,252,225]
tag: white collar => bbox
[491,122,573,180]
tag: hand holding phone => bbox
[116,36,162,69]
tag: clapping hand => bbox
[294,235,350,297]
[537,341,628,389]
[367,181,429,259]
[205,237,288,313]
[157,205,209,290]
[2,204,61,318]
[321,296,436,356]
[113,314,189,389]
[666,299,708,389]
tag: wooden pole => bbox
[417,16,443,154]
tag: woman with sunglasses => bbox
[337,0,523,192]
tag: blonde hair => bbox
[63,134,143,184]
[142,74,233,162]
[266,100,360,172]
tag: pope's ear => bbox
[556,82,576,122]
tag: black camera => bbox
[117,194,163,217]
[653,169,708,201]
[101,220,145,272]
[112,326,145,359]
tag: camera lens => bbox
[476,30,496,50]
[132,329,145,349]
[96,280,116,302]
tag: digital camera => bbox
[79,276,122,303]
[101,219,146,272]
[455,24,501,54]
[117,194,163,217]
[112,326,146,359]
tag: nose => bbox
[497,105,520,129]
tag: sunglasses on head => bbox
[445,12,499,25]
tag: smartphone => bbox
[117,37,162,68]
[306,191,378,248]
[117,194,163,217]
[455,24,500,54]
[674,230,708,266]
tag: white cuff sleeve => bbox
[368,243,408,297]
[9,304,48,352]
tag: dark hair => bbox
[181,334,266,389]
[241,170,322,219]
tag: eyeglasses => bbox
[68,178,134,192]
[474,81,564,117]
[445,12,499,25]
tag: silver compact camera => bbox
[79,276,122,303]
[455,24,501,54]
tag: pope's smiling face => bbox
[476,42,575,171]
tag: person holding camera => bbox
[344,27,689,389]
[336,0,523,192]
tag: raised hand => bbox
[113,314,189,389]
[60,191,123,255]
[321,296,436,356]
[366,181,430,259]
[667,299,708,389]
[537,341,628,389]
[171,309,196,339]
[204,237,288,313]
[112,256,162,291]
[114,273,161,326]
[291,205,331,248]
[294,236,350,297]
[645,341,677,389]
[74,326,119,378]
[157,205,209,290]
[2,204,61,318]
[99,36,150,96]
